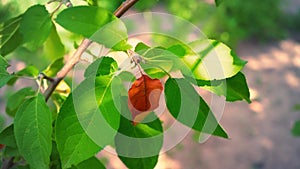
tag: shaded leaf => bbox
[128,74,163,123]
[164,78,228,138]
[291,120,300,137]
[0,15,23,56]
[293,104,300,111]
[183,39,247,80]
[215,0,223,6]
[14,94,52,169]
[6,87,36,117]
[115,98,163,169]
[0,56,11,87]
[50,141,62,169]
[198,72,251,103]
[0,124,17,148]
[19,5,52,50]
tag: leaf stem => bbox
[1,157,14,169]
[44,0,139,101]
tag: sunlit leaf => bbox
[140,47,179,78]
[0,15,23,56]
[56,57,121,168]
[90,17,131,50]
[164,78,228,138]
[55,94,102,169]
[84,0,123,13]
[0,56,11,87]
[44,57,64,77]
[19,5,52,50]
[6,87,36,117]
[44,23,65,60]
[115,98,163,169]
[197,72,251,103]
[56,6,130,50]
[183,39,247,80]
[56,6,115,38]
[74,156,106,169]
[84,57,118,78]
[134,42,150,55]
[14,94,52,169]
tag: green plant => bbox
[164,0,286,47]
[0,0,250,168]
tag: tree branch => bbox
[44,0,139,101]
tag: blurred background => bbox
[1,0,300,169]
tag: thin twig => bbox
[1,157,14,169]
[44,0,139,101]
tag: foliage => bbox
[0,0,251,169]
[163,0,286,47]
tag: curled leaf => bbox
[128,74,163,124]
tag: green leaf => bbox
[198,72,251,103]
[117,71,136,82]
[75,156,105,169]
[84,0,123,13]
[215,0,223,6]
[56,57,121,168]
[183,39,247,80]
[139,47,180,78]
[164,78,228,138]
[7,65,39,85]
[134,42,150,55]
[84,57,118,78]
[0,56,12,87]
[19,5,52,50]
[293,104,300,111]
[50,141,62,169]
[56,6,115,38]
[89,17,131,50]
[56,6,130,50]
[115,98,163,169]
[0,124,17,148]
[55,94,102,169]
[14,94,52,169]
[291,120,300,137]
[44,23,65,60]
[0,15,23,56]
[43,58,64,77]
[0,114,4,130]
[6,87,36,117]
